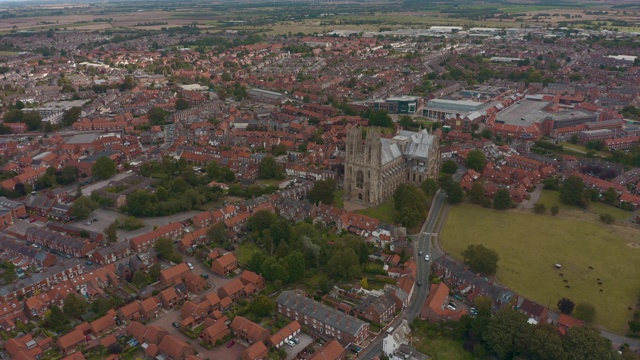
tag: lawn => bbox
[537,190,632,221]
[333,189,344,208]
[560,142,609,158]
[414,336,475,360]
[236,242,261,265]
[356,196,396,225]
[440,203,640,334]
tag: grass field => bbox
[537,190,632,221]
[440,203,640,334]
[560,142,609,158]
[356,196,396,225]
[236,242,261,265]
[333,189,344,209]
[414,336,475,360]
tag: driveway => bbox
[284,333,314,360]
[519,183,544,210]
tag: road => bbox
[358,190,447,359]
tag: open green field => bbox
[538,190,632,221]
[560,142,609,158]
[441,203,640,334]
[333,189,344,209]
[414,336,475,360]
[236,242,261,265]
[356,196,396,225]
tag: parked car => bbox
[187,263,194,270]
[286,339,295,346]
[172,322,180,328]
[200,273,209,279]
[226,340,235,348]
[292,337,300,344]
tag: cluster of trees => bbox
[3,107,42,131]
[91,156,117,180]
[216,82,247,101]
[413,304,628,360]
[462,244,499,274]
[70,196,98,220]
[361,109,393,128]
[559,175,589,208]
[228,183,278,199]
[258,156,285,180]
[46,292,127,334]
[147,106,169,126]
[154,237,183,263]
[124,157,225,216]
[393,184,429,228]
[245,211,370,287]
[35,165,82,190]
[307,179,337,206]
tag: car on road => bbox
[226,340,235,348]
[200,273,209,279]
[172,322,180,328]
[186,262,194,270]
[418,251,423,256]
[424,254,430,261]
[29,218,37,223]
[417,280,423,286]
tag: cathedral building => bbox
[344,127,440,206]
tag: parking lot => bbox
[284,333,314,360]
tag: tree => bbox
[563,326,617,360]
[560,175,588,208]
[62,107,81,126]
[603,187,618,204]
[207,222,229,247]
[484,308,528,359]
[154,237,175,261]
[132,271,150,288]
[176,98,190,110]
[71,196,98,219]
[58,166,79,185]
[104,222,117,244]
[92,156,117,180]
[250,294,275,317]
[260,257,289,283]
[557,297,575,314]
[46,305,70,333]
[328,247,360,280]
[465,150,486,171]
[447,181,464,204]
[63,293,88,319]
[15,100,25,109]
[3,108,23,123]
[420,178,438,197]
[271,143,288,156]
[462,244,499,274]
[247,210,277,232]
[307,179,337,205]
[148,263,162,282]
[493,188,513,210]
[533,202,546,214]
[481,128,493,139]
[258,156,284,180]
[551,205,560,216]
[23,111,42,131]
[393,184,429,228]
[467,182,486,205]
[574,303,596,322]
[522,324,567,360]
[147,106,167,125]
[441,160,458,174]
[284,251,305,283]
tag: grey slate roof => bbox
[277,290,367,337]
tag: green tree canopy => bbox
[247,210,277,233]
[560,175,588,208]
[441,160,458,174]
[393,184,429,228]
[91,156,117,180]
[176,98,190,110]
[462,244,499,274]
[557,297,575,314]
[3,108,23,123]
[258,156,285,180]
[24,111,42,131]
[250,294,275,317]
[147,106,167,125]
[493,188,513,210]
[447,181,464,204]
[467,182,487,205]
[465,150,487,171]
[63,293,88,319]
[307,179,337,205]
[420,178,438,197]
[70,195,98,219]
[284,251,305,283]
[328,247,361,280]
[563,326,618,360]
[132,270,151,288]
[46,305,70,333]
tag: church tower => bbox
[344,127,382,206]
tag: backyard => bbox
[440,203,640,334]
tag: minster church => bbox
[344,126,440,206]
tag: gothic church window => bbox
[356,171,364,189]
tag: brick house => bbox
[183,272,208,294]
[202,320,230,346]
[160,263,190,286]
[240,270,265,291]
[230,316,270,345]
[241,341,268,360]
[139,296,160,320]
[159,288,180,310]
[211,252,238,276]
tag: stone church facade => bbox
[344,127,440,206]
